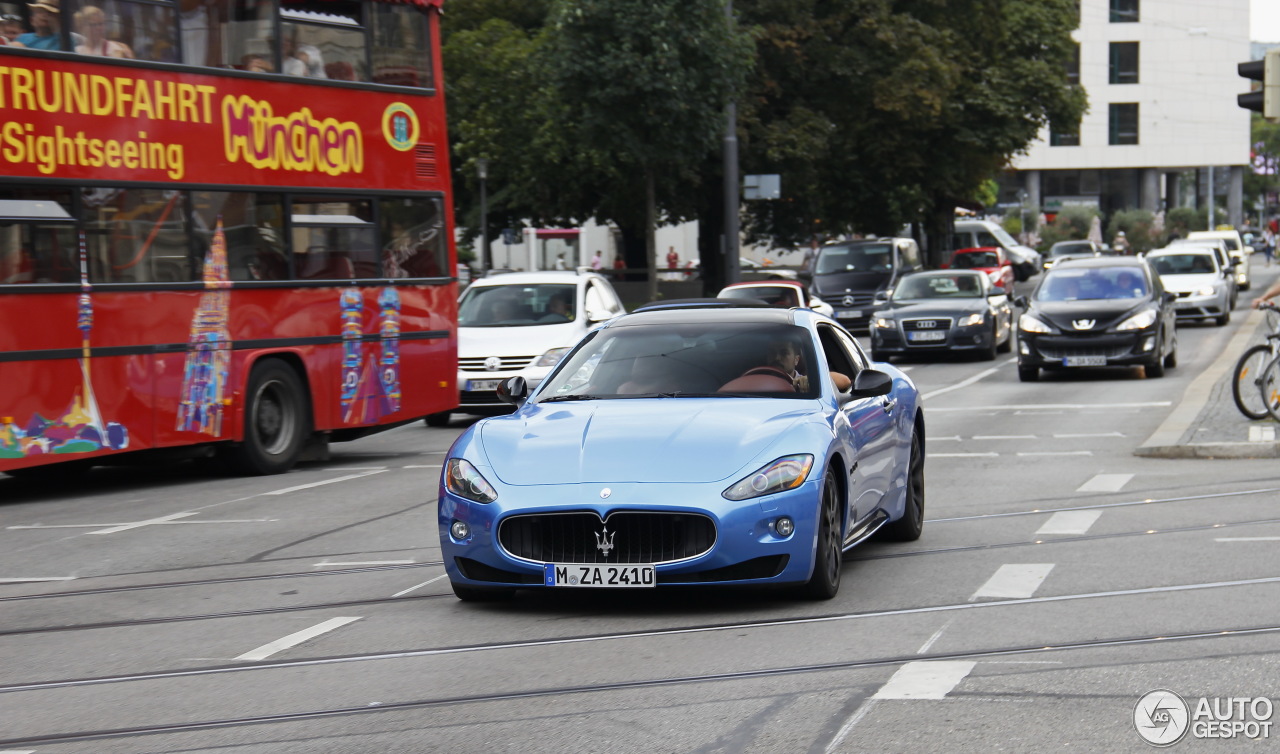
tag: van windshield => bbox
[815,243,893,275]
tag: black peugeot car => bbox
[1015,257,1177,382]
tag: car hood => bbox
[459,322,585,358]
[479,399,809,485]
[811,271,892,296]
[879,300,988,318]
[1031,299,1145,330]
[1158,273,1222,293]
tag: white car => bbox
[716,280,835,317]
[428,271,626,425]
[1186,229,1252,290]
[1146,248,1233,326]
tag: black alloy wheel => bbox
[799,467,843,600]
[881,426,925,542]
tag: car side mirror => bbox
[849,369,893,398]
[874,290,890,302]
[496,376,529,406]
[1162,291,1176,304]
[1014,295,1029,308]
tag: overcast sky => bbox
[1255,0,1280,42]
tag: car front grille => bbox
[459,356,536,371]
[1037,344,1135,359]
[498,511,717,565]
[834,293,876,309]
[902,317,953,331]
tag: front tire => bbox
[1232,344,1274,420]
[799,468,843,600]
[424,412,451,428]
[881,426,924,542]
[223,360,309,475]
[1145,353,1166,379]
[1018,364,1039,382]
[980,324,999,361]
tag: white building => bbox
[1006,0,1252,225]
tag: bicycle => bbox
[1232,301,1280,420]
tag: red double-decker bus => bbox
[0,0,456,476]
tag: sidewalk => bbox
[1136,278,1280,459]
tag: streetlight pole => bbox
[722,0,740,286]
[477,158,489,275]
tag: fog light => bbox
[775,517,795,537]
[1019,340,1030,355]
[1142,336,1155,352]
[450,520,471,540]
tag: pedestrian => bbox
[1264,227,1276,267]
[611,255,625,279]
[554,253,566,271]
[666,246,678,270]
[590,251,603,270]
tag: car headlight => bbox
[535,347,571,367]
[958,312,985,327]
[1116,308,1158,331]
[1019,313,1055,334]
[445,458,498,503]
[873,317,895,329]
[1194,286,1216,297]
[723,454,814,501]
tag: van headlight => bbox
[535,347,571,367]
[723,455,814,501]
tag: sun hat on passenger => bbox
[28,0,59,12]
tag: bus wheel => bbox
[424,411,451,427]
[225,360,309,475]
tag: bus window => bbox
[191,191,286,281]
[82,188,192,284]
[280,0,366,81]
[380,197,445,278]
[371,2,431,88]
[291,198,374,279]
[0,190,77,285]
[71,0,176,61]
[187,0,274,69]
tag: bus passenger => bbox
[1,14,26,46]
[17,0,82,50]
[73,5,133,58]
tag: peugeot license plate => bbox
[1063,356,1107,367]
[467,379,503,391]
[544,563,656,588]
[836,310,862,320]
[908,330,946,342]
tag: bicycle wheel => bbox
[1262,352,1280,423]
[1233,344,1275,420]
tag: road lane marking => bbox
[1077,473,1133,493]
[872,661,977,699]
[971,564,1054,601]
[973,435,1036,440]
[1016,451,1093,457]
[1036,511,1102,536]
[392,573,448,598]
[403,464,442,469]
[91,512,198,535]
[265,470,387,495]
[916,621,952,655]
[235,617,362,662]
[922,367,1001,401]
[932,436,962,442]
[314,560,415,568]
[1054,432,1124,438]
[322,466,388,471]
[1215,537,1280,542]
[0,577,75,583]
[7,517,274,534]
[932,452,999,458]
[931,402,1171,411]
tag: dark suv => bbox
[809,238,923,329]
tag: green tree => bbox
[543,0,752,300]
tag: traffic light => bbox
[1238,49,1280,120]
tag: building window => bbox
[1066,42,1080,85]
[1109,42,1139,84]
[1050,119,1080,146]
[1109,103,1138,145]
[1110,0,1138,23]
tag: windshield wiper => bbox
[540,394,605,402]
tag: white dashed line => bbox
[313,560,415,568]
[1076,473,1133,493]
[971,564,1055,601]
[1016,451,1093,457]
[0,577,76,584]
[265,470,387,495]
[916,621,952,655]
[1054,432,1125,438]
[872,661,977,699]
[1214,537,1280,542]
[1036,510,1102,536]
[392,573,448,597]
[973,435,1036,440]
[933,452,999,458]
[235,617,362,662]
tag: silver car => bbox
[1146,248,1233,326]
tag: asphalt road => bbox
[1,263,1278,753]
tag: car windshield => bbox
[538,322,820,400]
[720,287,801,307]
[458,283,577,326]
[815,243,892,275]
[1150,254,1216,275]
[952,251,998,268]
[1049,242,1092,257]
[893,273,983,300]
[1036,267,1149,301]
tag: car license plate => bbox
[544,563,656,588]
[1063,356,1107,367]
[908,330,946,342]
[836,310,862,320]
[467,379,503,391]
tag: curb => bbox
[1134,441,1280,459]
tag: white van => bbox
[1186,230,1252,290]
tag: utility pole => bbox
[722,0,740,285]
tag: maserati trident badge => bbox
[595,526,616,556]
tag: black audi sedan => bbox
[1014,257,1177,382]
[869,270,1013,361]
